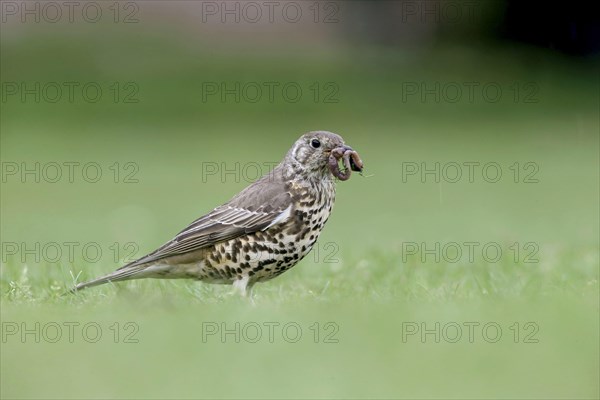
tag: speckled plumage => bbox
[72,131,360,296]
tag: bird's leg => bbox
[233,276,249,295]
[232,277,257,305]
[247,282,257,306]
[233,276,253,297]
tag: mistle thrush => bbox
[72,131,363,296]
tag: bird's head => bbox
[284,131,362,180]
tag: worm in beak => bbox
[328,146,364,181]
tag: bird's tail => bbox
[68,264,150,293]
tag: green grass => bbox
[1,26,599,399]
[1,261,598,399]
[2,242,598,398]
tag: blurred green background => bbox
[1,1,598,399]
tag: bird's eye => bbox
[310,138,321,148]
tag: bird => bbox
[71,131,363,296]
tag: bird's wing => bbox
[118,172,293,269]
